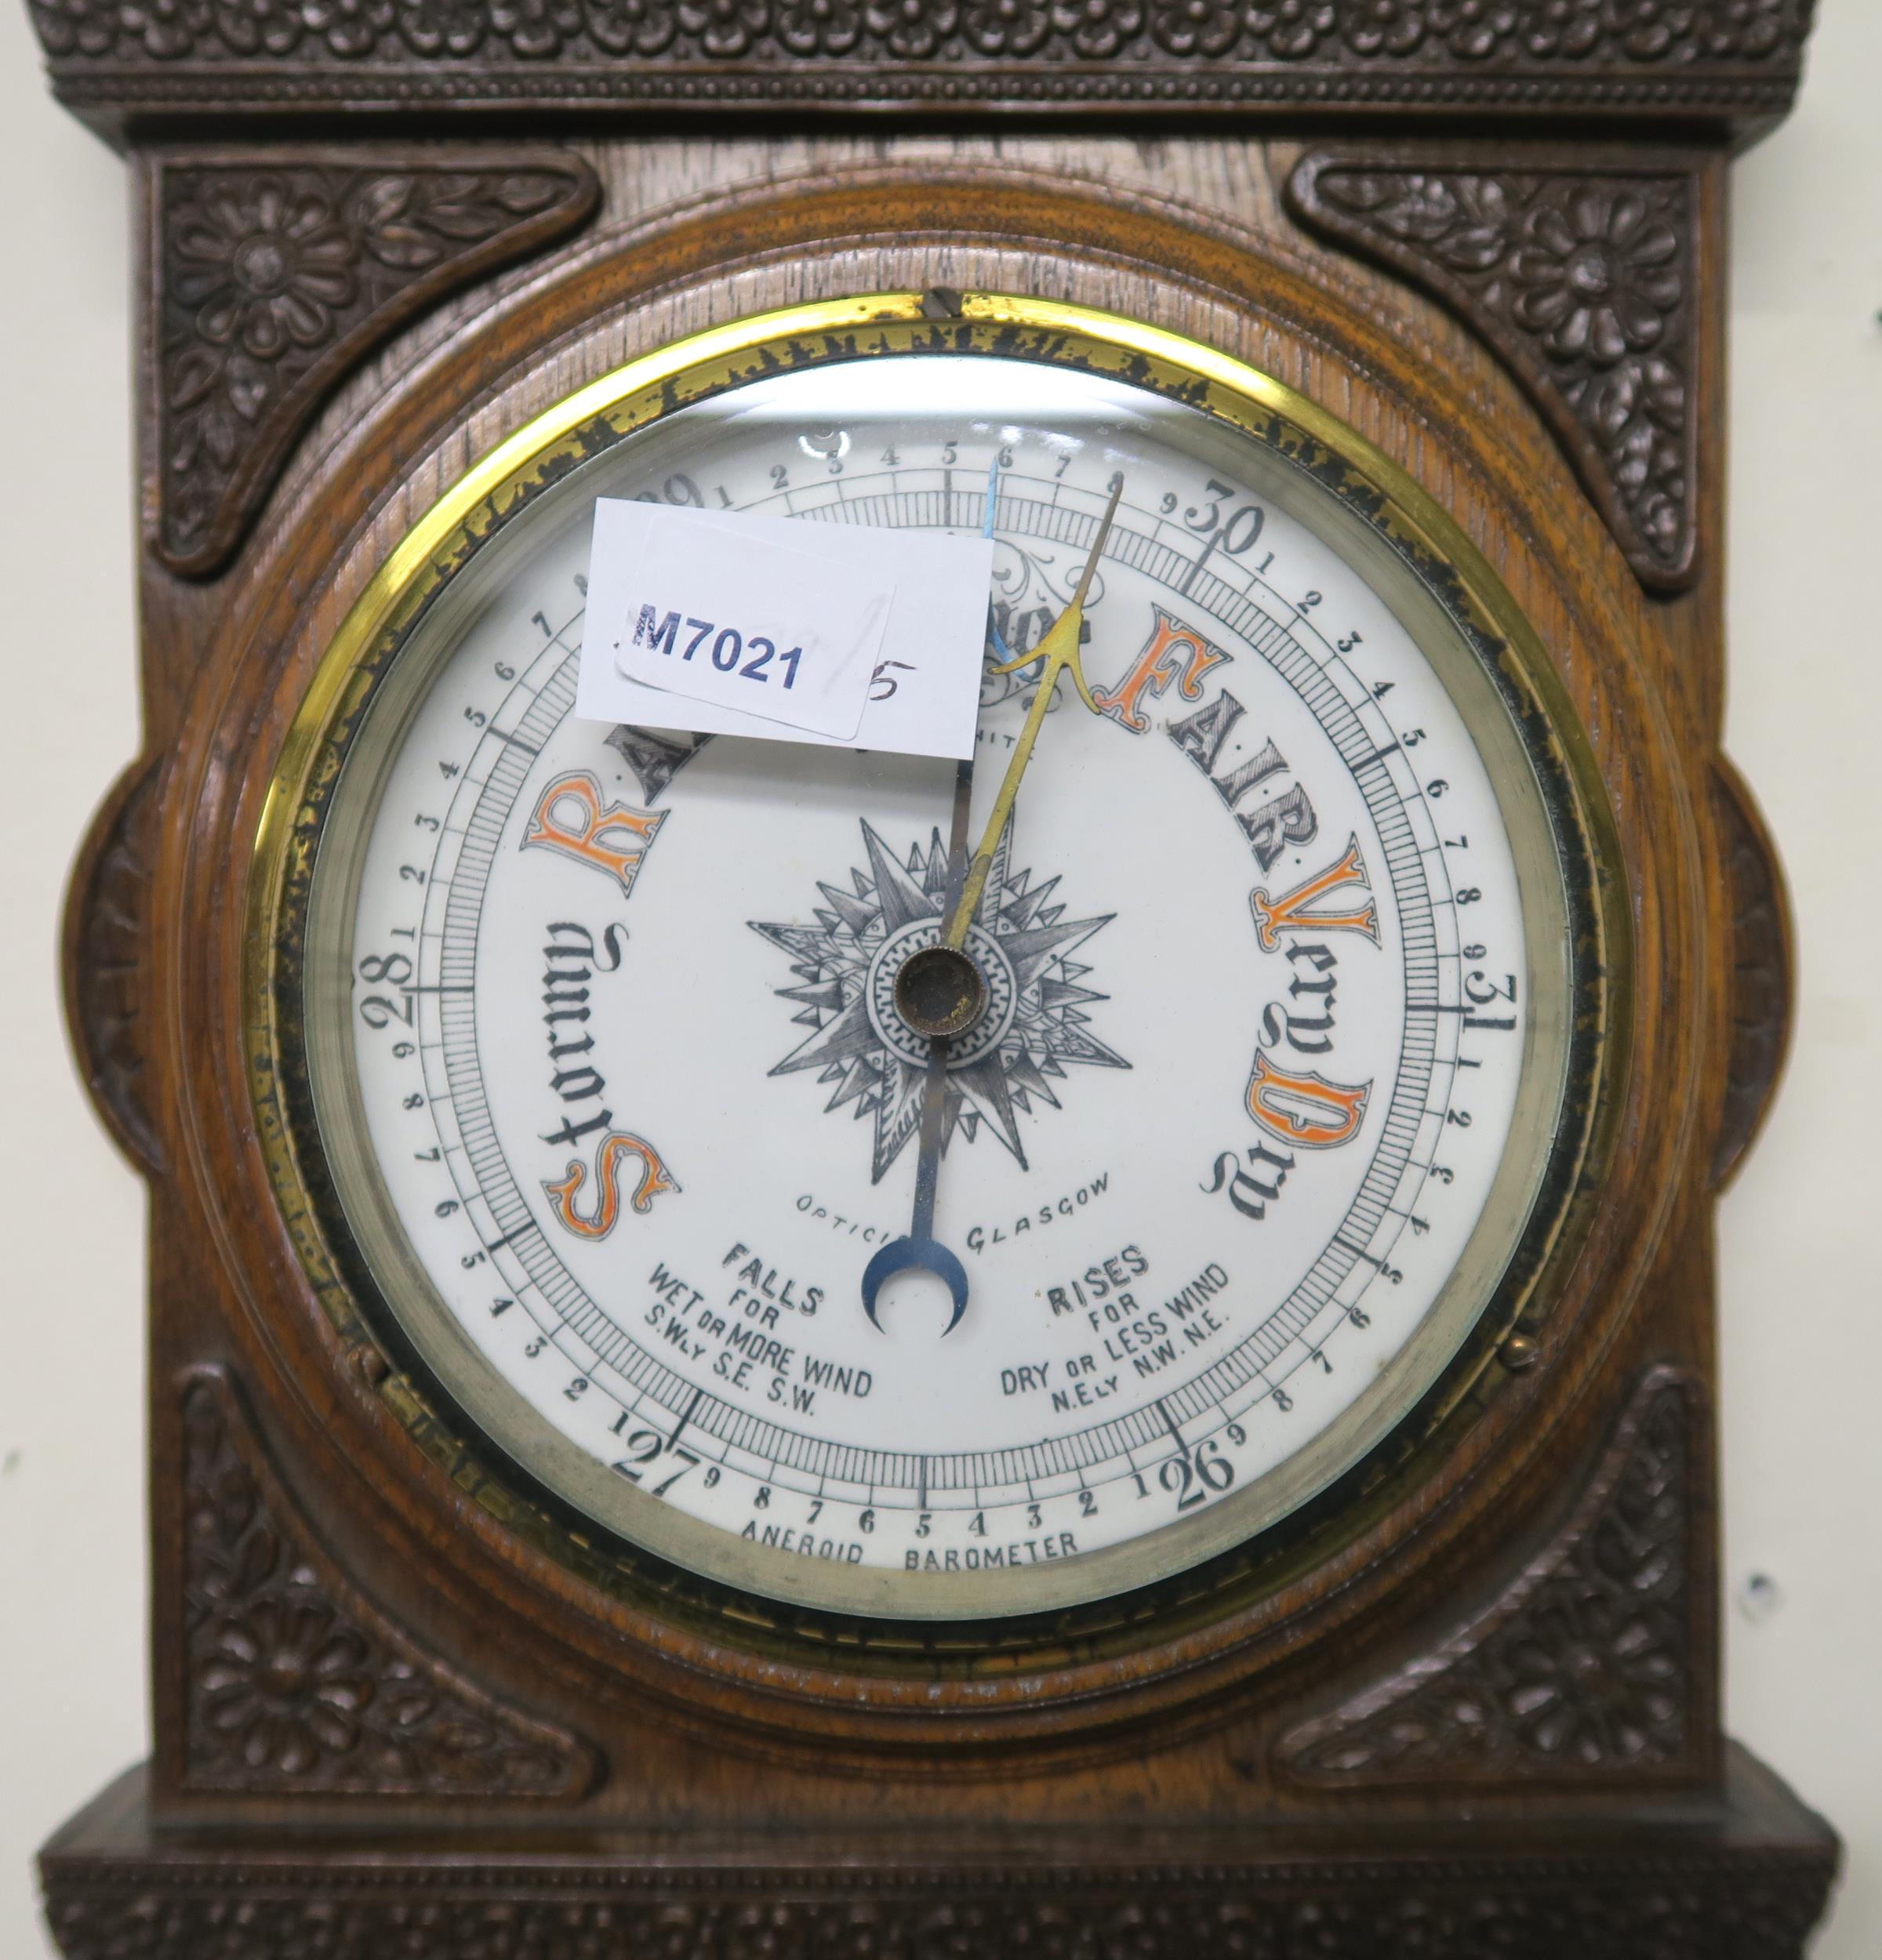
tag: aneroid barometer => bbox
[32,9,1837,1955]
[267,303,1610,1623]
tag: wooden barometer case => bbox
[31,2,1840,1955]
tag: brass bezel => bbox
[248,292,1629,1668]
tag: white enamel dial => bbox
[301,346,1579,1619]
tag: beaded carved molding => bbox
[39,1855,1839,1960]
[34,0,1813,130]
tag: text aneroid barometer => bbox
[257,296,1617,1623]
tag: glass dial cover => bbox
[279,315,1605,1622]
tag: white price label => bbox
[575,501,995,760]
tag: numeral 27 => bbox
[609,1424,699,1497]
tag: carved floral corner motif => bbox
[1276,1367,1706,1788]
[151,154,598,579]
[177,1367,597,1798]
[1287,155,1701,593]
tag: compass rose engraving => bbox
[752,821,1127,1183]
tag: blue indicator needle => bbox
[862,464,1007,1334]
[861,465,1121,1337]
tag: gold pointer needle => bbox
[940,477,1122,953]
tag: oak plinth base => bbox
[40,1745,1837,1960]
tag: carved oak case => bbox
[33,4,1835,1956]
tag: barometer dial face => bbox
[278,311,1610,1622]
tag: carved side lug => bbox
[1711,759,1794,1188]
[62,758,163,1173]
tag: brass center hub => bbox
[892,944,989,1041]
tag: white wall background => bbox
[0,3,1873,1952]
[1717,0,1882,1944]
